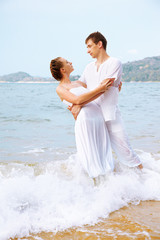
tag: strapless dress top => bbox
[62,86,89,106]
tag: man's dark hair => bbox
[85,31,107,50]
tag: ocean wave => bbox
[0,151,160,239]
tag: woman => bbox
[50,57,114,179]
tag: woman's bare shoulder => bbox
[56,84,61,93]
[56,84,69,101]
[56,84,67,97]
[56,84,65,92]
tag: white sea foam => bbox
[22,148,45,154]
[0,151,160,239]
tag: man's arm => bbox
[103,59,122,88]
[101,78,122,92]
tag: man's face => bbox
[86,39,100,58]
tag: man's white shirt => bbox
[79,57,122,121]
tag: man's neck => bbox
[96,51,110,65]
[95,51,110,71]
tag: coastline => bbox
[0,81,160,83]
[12,201,160,240]
[0,81,57,83]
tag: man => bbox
[70,31,143,169]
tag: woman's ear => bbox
[60,67,65,75]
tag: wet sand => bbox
[13,200,160,240]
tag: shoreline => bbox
[0,81,57,83]
[0,81,160,84]
[12,200,160,240]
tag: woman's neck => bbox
[60,75,71,84]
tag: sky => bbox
[0,0,160,77]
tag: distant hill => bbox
[0,72,31,82]
[0,56,159,82]
[0,71,80,83]
[0,71,52,83]
[122,56,160,82]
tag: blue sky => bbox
[0,0,160,77]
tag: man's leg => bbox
[106,109,142,168]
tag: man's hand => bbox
[101,78,115,85]
[100,78,115,92]
[68,104,81,120]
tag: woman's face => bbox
[60,58,74,74]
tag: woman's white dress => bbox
[64,86,114,178]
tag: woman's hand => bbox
[99,78,115,92]
[68,104,81,120]
[118,81,122,92]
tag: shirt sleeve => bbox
[105,59,122,86]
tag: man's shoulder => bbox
[108,57,122,66]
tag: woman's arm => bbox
[69,77,115,108]
[79,92,103,106]
[68,92,103,120]
[56,79,112,105]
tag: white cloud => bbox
[127,49,138,55]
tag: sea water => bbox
[0,82,160,239]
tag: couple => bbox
[50,31,143,179]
